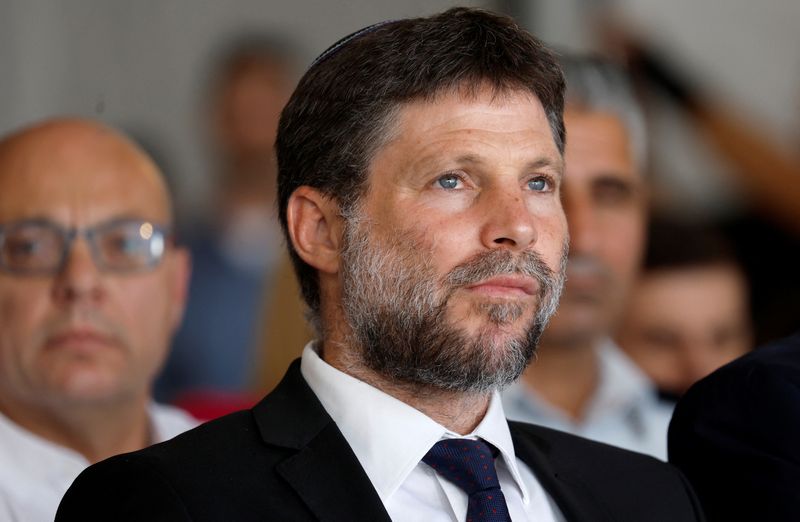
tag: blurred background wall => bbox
[0,0,488,220]
[1,0,797,219]
[0,0,798,352]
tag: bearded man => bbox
[58,8,703,522]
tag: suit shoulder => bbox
[668,335,800,521]
[701,331,800,385]
[57,409,291,521]
[144,408,258,459]
[56,451,192,521]
[675,332,800,423]
[511,422,702,520]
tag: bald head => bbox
[0,118,173,225]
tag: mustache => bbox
[445,248,559,291]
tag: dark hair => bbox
[276,7,566,318]
[644,216,739,272]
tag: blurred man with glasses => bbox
[0,118,196,522]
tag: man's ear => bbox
[286,186,343,275]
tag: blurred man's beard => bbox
[339,212,567,394]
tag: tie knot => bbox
[422,439,502,495]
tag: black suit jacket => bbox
[669,331,800,521]
[57,360,703,521]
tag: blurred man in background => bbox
[503,56,673,459]
[156,36,295,407]
[617,217,752,399]
[0,118,196,521]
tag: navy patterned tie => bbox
[423,439,512,522]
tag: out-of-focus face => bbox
[0,121,189,413]
[338,86,569,391]
[216,59,292,161]
[542,109,646,347]
[617,264,752,395]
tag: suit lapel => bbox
[510,422,616,522]
[253,360,392,522]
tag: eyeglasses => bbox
[0,218,172,275]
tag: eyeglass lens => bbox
[1,223,65,273]
[0,220,167,274]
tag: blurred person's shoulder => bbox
[723,330,800,374]
[671,329,800,438]
[669,330,800,521]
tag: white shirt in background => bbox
[0,403,197,522]
[502,339,673,460]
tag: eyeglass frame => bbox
[0,217,174,276]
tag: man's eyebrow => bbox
[526,156,563,174]
[591,173,640,188]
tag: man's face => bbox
[617,264,751,395]
[0,124,188,412]
[542,109,646,347]
[216,60,292,161]
[339,86,568,392]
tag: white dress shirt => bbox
[0,403,197,522]
[503,339,673,460]
[301,343,565,522]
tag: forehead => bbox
[563,109,637,177]
[0,126,170,225]
[374,87,562,168]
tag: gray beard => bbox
[339,212,567,394]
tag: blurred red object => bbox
[172,390,259,422]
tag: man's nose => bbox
[51,236,105,304]
[563,193,599,255]
[479,187,538,251]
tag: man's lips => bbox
[464,275,539,297]
[45,329,116,350]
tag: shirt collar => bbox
[300,342,530,504]
[586,339,656,421]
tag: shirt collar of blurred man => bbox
[0,118,197,521]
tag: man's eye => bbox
[4,238,39,259]
[2,231,61,266]
[436,175,462,190]
[528,177,549,192]
[592,178,635,206]
[105,234,142,255]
